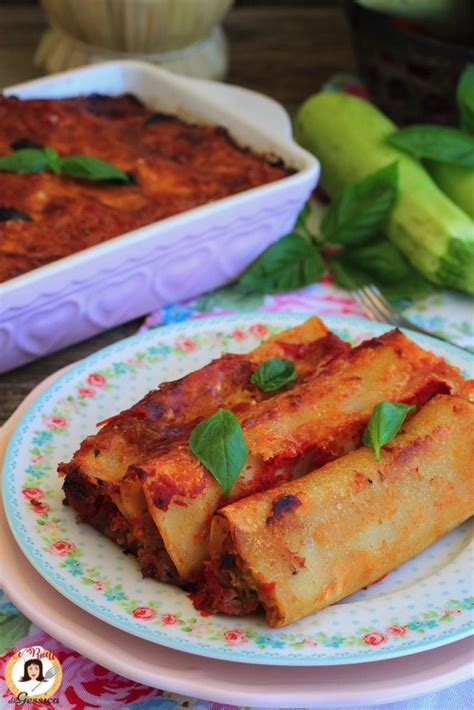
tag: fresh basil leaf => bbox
[457,64,474,135]
[379,273,434,301]
[251,358,297,392]
[189,409,248,496]
[387,125,474,169]
[0,148,50,173]
[58,155,131,182]
[0,145,130,184]
[348,240,411,285]
[239,234,324,294]
[321,162,399,246]
[196,285,264,313]
[45,147,61,175]
[363,401,416,461]
[329,249,433,300]
[328,256,372,290]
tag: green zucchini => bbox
[294,91,474,295]
[426,161,474,220]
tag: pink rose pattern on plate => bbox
[21,487,44,500]
[133,606,157,621]
[48,541,76,556]
[87,373,106,388]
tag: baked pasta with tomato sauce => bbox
[0,93,292,282]
[195,394,474,626]
[133,329,464,583]
[59,317,349,583]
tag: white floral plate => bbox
[2,314,473,666]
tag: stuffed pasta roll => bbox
[196,394,474,627]
[136,330,464,582]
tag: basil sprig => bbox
[363,401,416,461]
[321,165,429,296]
[328,255,372,290]
[239,232,324,294]
[251,357,296,392]
[59,155,130,182]
[320,162,399,246]
[0,147,131,183]
[238,163,402,296]
[457,64,474,135]
[189,409,248,496]
[329,238,433,300]
[387,126,474,169]
[0,148,50,173]
[347,241,411,284]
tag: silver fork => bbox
[351,284,448,342]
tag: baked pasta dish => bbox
[0,93,291,282]
[58,317,474,627]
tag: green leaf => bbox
[363,401,416,461]
[45,147,61,174]
[329,242,434,300]
[348,240,411,285]
[189,409,248,496]
[0,145,131,183]
[0,148,50,173]
[321,163,399,246]
[440,614,453,622]
[251,357,297,392]
[328,256,372,290]
[457,64,474,134]
[387,126,474,169]
[239,234,324,294]
[195,285,264,312]
[379,273,434,301]
[59,154,131,182]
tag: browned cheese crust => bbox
[0,94,291,282]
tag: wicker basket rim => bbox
[344,0,474,59]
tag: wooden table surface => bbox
[0,2,355,424]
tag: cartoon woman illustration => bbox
[18,659,46,694]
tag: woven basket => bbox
[344,0,474,125]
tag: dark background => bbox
[0,0,337,5]
[0,1,336,4]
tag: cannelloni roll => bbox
[197,394,474,627]
[136,330,464,582]
[59,317,347,556]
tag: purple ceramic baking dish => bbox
[0,61,319,373]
